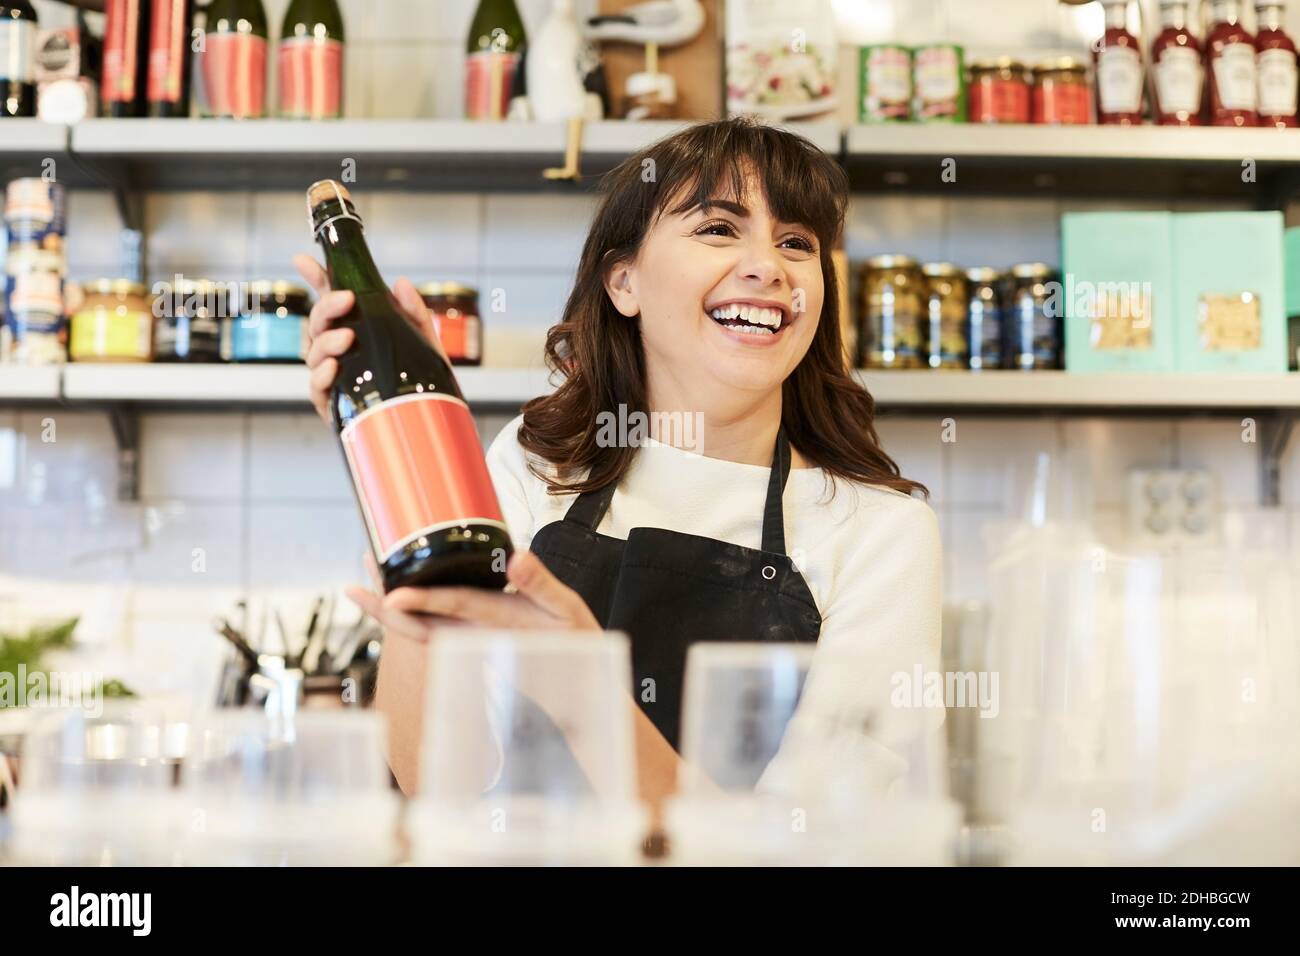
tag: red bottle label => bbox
[103,0,144,104]
[201,31,266,118]
[341,393,506,563]
[465,50,519,119]
[278,36,342,119]
[147,0,188,104]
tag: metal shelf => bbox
[0,119,71,184]
[0,366,61,401]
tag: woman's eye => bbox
[695,220,737,238]
[781,235,816,253]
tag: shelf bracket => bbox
[1259,412,1296,508]
[106,404,140,502]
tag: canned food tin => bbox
[921,263,969,369]
[860,255,925,368]
[1006,263,1063,370]
[913,44,966,121]
[4,179,66,231]
[860,44,913,122]
[965,267,1005,370]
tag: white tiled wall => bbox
[3,0,1299,640]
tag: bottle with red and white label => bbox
[1095,0,1145,124]
[307,180,513,592]
[278,0,343,120]
[465,0,526,121]
[1206,0,1258,125]
[147,0,194,117]
[102,0,151,117]
[200,0,267,119]
[1255,0,1297,127]
[1152,0,1203,124]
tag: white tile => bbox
[1221,508,1293,555]
[943,197,1059,271]
[1282,419,1300,507]
[342,40,373,119]
[130,502,245,587]
[247,413,353,501]
[941,509,1003,603]
[249,191,316,281]
[64,189,126,279]
[139,413,246,502]
[14,411,117,508]
[483,324,549,369]
[482,193,598,271]
[362,192,483,273]
[367,44,437,119]
[475,269,573,331]
[946,0,1057,56]
[947,416,1063,511]
[145,193,250,275]
[429,41,466,119]
[1062,417,1177,508]
[845,195,946,264]
[834,0,943,45]
[1175,418,1260,507]
[246,503,368,588]
[358,0,439,42]
[873,413,947,505]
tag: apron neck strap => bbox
[564,428,794,556]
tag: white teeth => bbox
[708,304,784,329]
[718,321,774,336]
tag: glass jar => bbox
[969,58,1031,123]
[153,279,224,363]
[419,282,482,367]
[860,255,924,369]
[965,267,1005,371]
[921,263,969,369]
[225,282,311,363]
[1033,57,1092,124]
[69,279,151,362]
[1006,263,1064,370]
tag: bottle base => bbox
[380,523,513,592]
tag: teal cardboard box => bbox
[1061,212,1176,372]
[1172,212,1287,373]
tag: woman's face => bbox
[605,172,824,410]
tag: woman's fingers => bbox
[392,277,450,363]
[305,325,354,366]
[294,254,330,299]
[384,587,544,629]
[506,551,600,628]
[309,358,338,420]
[346,586,436,643]
[307,289,356,339]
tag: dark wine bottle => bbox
[103,0,152,117]
[147,0,194,117]
[307,181,513,592]
[0,0,37,118]
[465,0,526,120]
[201,0,267,118]
[279,0,344,119]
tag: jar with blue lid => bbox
[224,281,311,363]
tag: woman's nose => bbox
[737,242,786,287]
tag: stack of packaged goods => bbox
[2,179,67,366]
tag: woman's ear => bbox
[603,260,640,318]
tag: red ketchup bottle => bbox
[1152,0,1204,124]
[1095,0,1146,124]
[1206,0,1259,125]
[1255,0,1298,127]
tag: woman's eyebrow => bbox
[696,199,749,217]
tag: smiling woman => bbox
[298,117,942,809]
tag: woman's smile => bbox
[705,299,792,346]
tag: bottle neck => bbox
[1257,4,1284,31]
[315,214,388,295]
[1160,4,1189,30]
[1104,3,1130,31]
[1212,0,1242,25]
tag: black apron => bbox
[529,430,823,751]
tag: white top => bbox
[485,415,944,799]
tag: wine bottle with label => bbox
[307,181,513,592]
[147,0,194,117]
[103,0,152,117]
[465,0,526,121]
[279,0,344,120]
[201,0,267,118]
[0,0,37,118]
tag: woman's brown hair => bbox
[517,116,926,499]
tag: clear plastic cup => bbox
[182,709,399,866]
[8,703,188,866]
[409,631,645,866]
[666,642,959,865]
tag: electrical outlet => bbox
[1127,468,1220,547]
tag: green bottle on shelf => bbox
[0,0,38,118]
[200,0,268,119]
[465,0,526,121]
[279,0,344,120]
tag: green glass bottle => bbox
[0,0,38,118]
[200,0,268,118]
[465,0,526,120]
[307,181,513,592]
[279,0,344,119]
